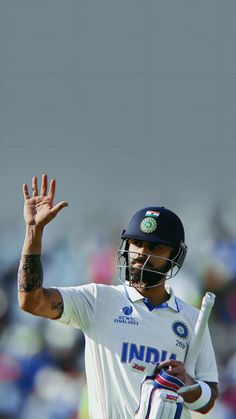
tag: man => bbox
[18,174,219,419]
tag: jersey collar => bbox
[124,283,179,312]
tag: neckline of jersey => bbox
[124,284,179,312]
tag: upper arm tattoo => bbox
[18,255,43,292]
[51,300,64,318]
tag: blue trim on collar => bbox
[124,284,180,312]
[143,298,170,312]
[175,298,180,312]
[124,285,132,303]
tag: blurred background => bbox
[0,0,236,418]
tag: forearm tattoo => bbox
[18,255,43,292]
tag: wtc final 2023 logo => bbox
[114,306,139,326]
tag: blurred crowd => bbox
[0,208,236,419]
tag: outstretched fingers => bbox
[23,175,68,219]
[50,201,68,218]
[41,173,47,196]
[23,175,47,200]
[32,176,38,197]
[23,183,30,200]
[48,178,56,202]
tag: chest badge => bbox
[171,321,189,339]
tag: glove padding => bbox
[135,378,183,419]
[154,368,185,392]
[154,368,200,395]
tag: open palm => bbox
[23,174,68,228]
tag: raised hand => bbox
[23,174,68,229]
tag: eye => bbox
[150,243,161,251]
[129,239,143,247]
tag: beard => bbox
[129,262,170,288]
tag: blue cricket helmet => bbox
[121,206,187,270]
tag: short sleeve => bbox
[53,283,97,331]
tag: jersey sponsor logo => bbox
[132,363,146,372]
[121,342,177,364]
[166,394,179,402]
[114,307,139,325]
[171,321,189,339]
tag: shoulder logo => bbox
[171,321,188,339]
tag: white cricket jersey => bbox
[55,283,218,419]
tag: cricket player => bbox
[18,174,219,419]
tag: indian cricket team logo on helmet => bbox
[171,321,189,339]
[118,206,188,286]
[140,217,157,234]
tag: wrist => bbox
[23,225,44,254]
[184,381,212,410]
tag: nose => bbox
[138,243,150,254]
[133,244,150,261]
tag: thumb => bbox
[50,201,69,218]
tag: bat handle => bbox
[204,292,215,305]
[184,291,215,376]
